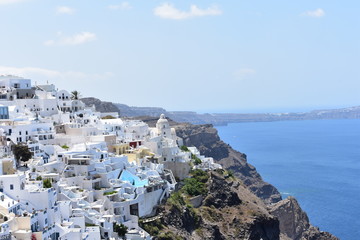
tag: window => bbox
[19,131,21,135]
[10,184,13,190]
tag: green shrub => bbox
[167,191,185,209]
[183,178,207,196]
[191,154,202,165]
[227,170,234,178]
[103,190,117,196]
[36,176,42,181]
[43,178,52,188]
[61,145,69,150]
[194,157,202,165]
[139,219,163,236]
[181,170,209,196]
[190,169,209,183]
[180,145,189,152]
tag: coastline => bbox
[82,97,340,239]
[216,119,360,239]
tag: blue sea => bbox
[216,119,360,240]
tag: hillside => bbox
[140,170,338,240]
[81,97,360,125]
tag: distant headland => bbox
[81,97,360,126]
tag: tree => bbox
[71,90,80,100]
[113,223,128,239]
[12,143,32,168]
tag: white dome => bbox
[157,114,168,123]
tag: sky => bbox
[0,0,359,113]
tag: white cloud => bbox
[233,68,256,80]
[0,0,27,5]
[108,2,132,10]
[44,32,97,46]
[0,66,113,86]
[302,8,325,18]
[154,3,222,20]
[56,6,75,15]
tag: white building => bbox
[0,78,222,239]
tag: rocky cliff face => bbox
[81,97,120,114]
[270,197,339,240]
[173,123,338,240]
[270,197,310,240]
[174,123,282,205]
[142,171,280,240]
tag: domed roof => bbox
[157,114,168,124]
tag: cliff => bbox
[141,170,280,240]
[172,123,338,240]
[270,197,339,240]
[81,97,120,114]
[141,171,338,240]
[173,123,281,204]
